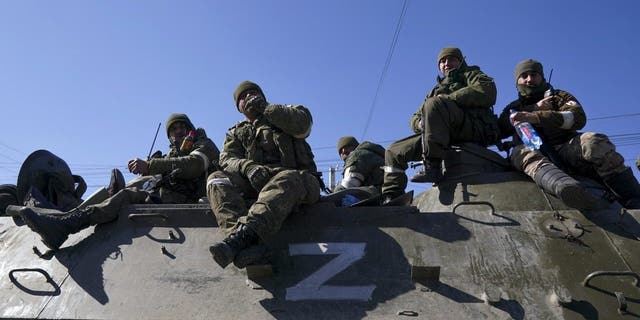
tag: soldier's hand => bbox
[245,95,267,114]
[128,158,150,175]
[535,96,554,110]
[509,111,540,125]
[246,165,271,192]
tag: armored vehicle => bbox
[1,144,639,319]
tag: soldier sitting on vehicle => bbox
[11,113,220,250]
[207,81,321,269]
[333,136,385,193]
[498,59,640,209]
[381,47,499,205]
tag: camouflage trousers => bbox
[511,132,627,180]
[381,97,480,198]
[83,188,152,225]
[125,175,195,204]
[207,169,321,240]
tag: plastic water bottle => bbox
[510,110,542,151]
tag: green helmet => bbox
[165,113,195,138]
[233,81,266,109]
[337,136,359,154]
[514,59,544,82]
[437,47,463,64]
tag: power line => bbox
[360,0,408,140]
[589,113,640,121]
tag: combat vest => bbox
[238,118,317,173]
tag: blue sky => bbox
[1,0,639,196]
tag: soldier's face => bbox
[169,122,187,144]
[238,89,262,118]
[339,145,356,161]
[439,56,461,76]
[518,71,544,86]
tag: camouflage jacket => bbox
[410,64,497,134]
[148,128,220,201]
[334,141,385,192]
[498,87,586,146]
[220,104,317,178]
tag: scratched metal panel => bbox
[2,201,639,319]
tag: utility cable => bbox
[360,0,408,140]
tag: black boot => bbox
[533,165,599,211]
[604,168,640,209]
[410,159,443,183]
[108,168,125,197]
[209,224,261,269]
[16,207,92,250]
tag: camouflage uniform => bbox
[499,59,640,208]
[144,119,220,203]
[13,114,220,250]
[334,141,385,192]
[207,100,320,240]
[382,48,498,199]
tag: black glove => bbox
[246,165,271,192]
[245,95,267,114]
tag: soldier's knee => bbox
[206,171,233,192]
[423,96,448,114]
[580,132,615,161]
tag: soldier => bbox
[207,80,320,269]
[333,136,385,192]
[498,59,640,209]
[381,47,499,204]
[12,113,220,250]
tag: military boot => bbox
[209,224,261,269]
[16,206,93,250]
[14,188,144,250]
[533,164,599,211]
[604,168,640,209]
[108,168,125,197]
[410,158,443,183]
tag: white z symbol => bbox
[285,242,376,301]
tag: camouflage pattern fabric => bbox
[501,87,627,181]
[382,62,498,199]
[511,132,627,181]
[147,127,220,203]
[498,88,586,146]
[208,103,320,240]
[334,141,385,192]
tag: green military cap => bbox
[514,59,544,82]
[165,113,195,137]
[233,80,266,109]
[337,136,359,154]
[437,47,463,64]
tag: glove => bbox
[246,165,271,192]
[245,95,267,114]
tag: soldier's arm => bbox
[263,104,313,138]
[445,69,497,108]
[219,127,253,176]
[533,90,586,131]
[148,129,219,179]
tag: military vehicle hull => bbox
[1,145,639,319]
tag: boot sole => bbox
[558,185,599,211]
[209,244,234,268]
